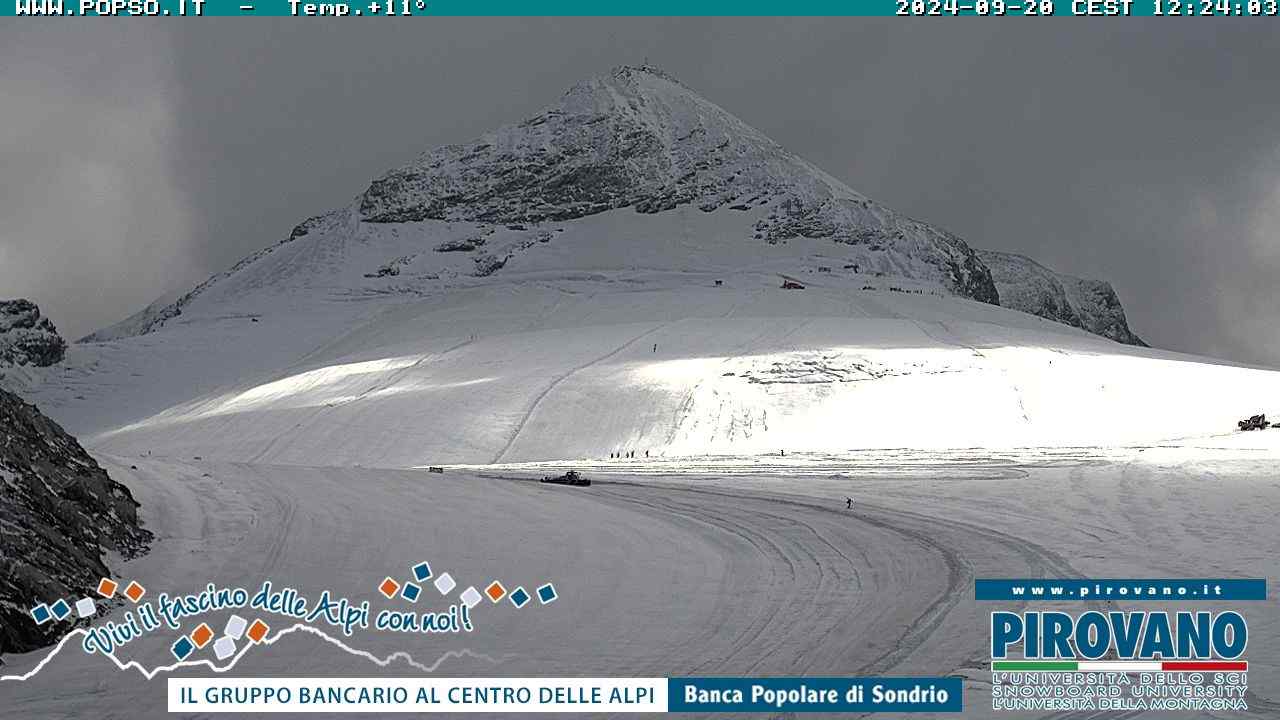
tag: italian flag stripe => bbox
[992,660,1247,671]
[1162,661,1248,671]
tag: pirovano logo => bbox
[978,578,1264,713]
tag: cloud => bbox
[1208,147,1280,366]
[0,24,194,340]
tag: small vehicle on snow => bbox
[541,470,591,486]
[1238,414,1270,431]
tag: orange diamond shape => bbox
[485,581,507,602]
[378,577,400,599]
[247,619,269,643]
[97,578,119,598]
[124,581,146,602]
[191,623,214,649]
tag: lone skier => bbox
[846,497,853,510]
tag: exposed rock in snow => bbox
[472,252,508,277]
[0,388,151,654]
[0,300,66,368]
[979,250,1145,346]
[435,236,484,253]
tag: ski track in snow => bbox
[491,322,667,463]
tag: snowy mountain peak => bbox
[358,67,999,303]
[606,62,688,85]
[84,66,1161,354]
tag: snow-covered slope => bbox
[20,66,1277,466]
[25,201,1278,466]
[979,250,1145,346]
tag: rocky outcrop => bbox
[0,388,152,654]
[978,250,1145,346]
[0,300,66,367]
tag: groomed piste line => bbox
[0,623,500,683]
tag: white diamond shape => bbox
[433,572,456,595]
[75,597,96,618]
[459,587,482,609]
[213,636,236,660]
[224,615,248,640]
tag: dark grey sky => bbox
[2,21,1277,366]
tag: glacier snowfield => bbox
[17,204,1280,467]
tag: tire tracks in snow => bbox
[581,476,1099,687]
[590,474,1276,720]
[583,480,957,678]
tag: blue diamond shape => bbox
[171,636,195,661]
[412,562,432,582]
[537,583,557,604]
[50,599,70,620]
[30,604,51,625]
[402,582,421,602]
[510,587,530,608]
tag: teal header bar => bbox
[8,0,1277,16]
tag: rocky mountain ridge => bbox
[979,250,1145,346]
[0,299,66,367]
[0,388,152,655]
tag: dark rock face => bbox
[0,388,152,654]
[978,250,1145,346]
[0,300,67,367]
[1063,277,1147,347]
